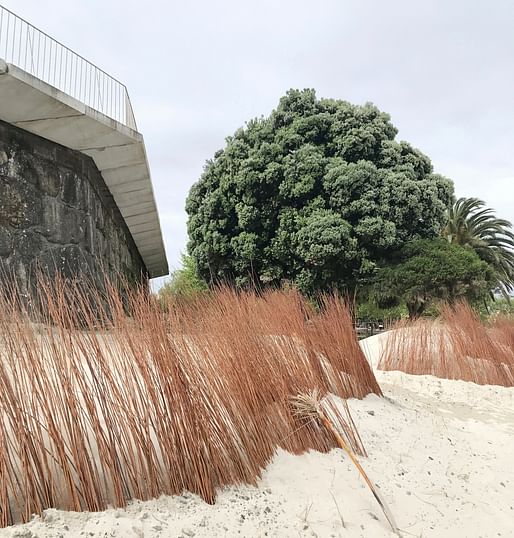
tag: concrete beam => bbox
[119,202,158,218]
[84,143,146,170]
[125,211,159,226]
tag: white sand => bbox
[2,332,513,538]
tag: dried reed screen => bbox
[379,302,514,386]
[0,279,380,526]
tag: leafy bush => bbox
[356,300,407,323]
[159,254,208,302]
[371,239,495,318]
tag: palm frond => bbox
[443,197,514,295]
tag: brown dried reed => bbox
[379,301,514,386]
[490,314,514,352]
[0,276,380,526]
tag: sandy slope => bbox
[2,333,513,538]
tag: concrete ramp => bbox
[0,60,168,278]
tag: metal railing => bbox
[0,4,137,130]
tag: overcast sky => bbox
[6,0,514,284]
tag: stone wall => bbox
[0,118,147,292]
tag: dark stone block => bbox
[62,169,80,206]
[37,244,92,277]
[55,144,84,172]
[32,138,57,162]
[0,175,43,227]
[37,161,62,197]
[0,148,12,177]
[13,151,40,186]
[41,200,85,245]
[0,177,25,226]
[0,226,12,257]
[14,230,45,261]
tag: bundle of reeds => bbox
[379,301,514,386]
[0,275,380,526]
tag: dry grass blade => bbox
[0,274,381,526]
[291,390,399,536]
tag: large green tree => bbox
[443,197,514,296]
[186,89,454,294]
[371,239,495,319]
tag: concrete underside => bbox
[0,61,168,278]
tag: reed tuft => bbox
[0,275,380,526]
[379,301,514,386]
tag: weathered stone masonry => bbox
[0,119,147,291]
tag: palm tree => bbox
[443,197,514,297]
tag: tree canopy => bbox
[371,239,494,319]
[186,89,454,295]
